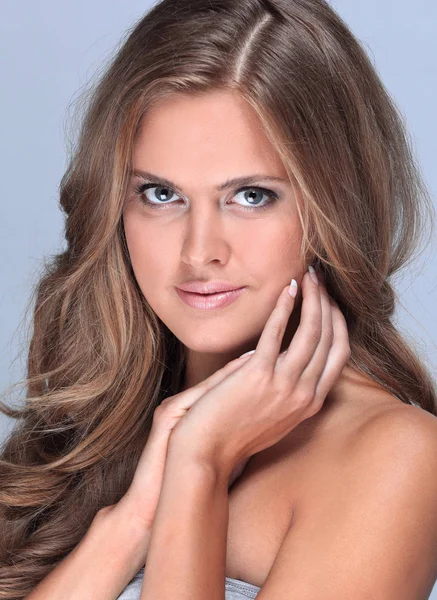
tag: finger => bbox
[285,288,334,399]
[272,269,322,378]
[278,279,333,394]
[159,351,253,409]
[248,278,299,370]
[197,352,254,392]
[312,298,351,403]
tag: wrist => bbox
[168,426,234,487]
[110,491,155,533]
[94,501,152,572]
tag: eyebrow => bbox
[131,170,289,193]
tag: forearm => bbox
[140,440,229,600]
[25,506,151,600]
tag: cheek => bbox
[123,216,174,295]
[241,221,302,275]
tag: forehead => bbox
[133,90,288,184]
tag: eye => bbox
[134,184,179,206]
[233,187,279,211]
[133,182,280,212]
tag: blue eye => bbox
[234,188,279,211]
[132,182,279,212]
[135,184,178,206]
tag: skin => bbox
[26,93,437,600]
[118,89,437,598]
[123,89,307,391]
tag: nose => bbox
[180,205,230,268]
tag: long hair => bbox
[1,0,435,596]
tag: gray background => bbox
[1,0,436,595]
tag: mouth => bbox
[174,286,247,310]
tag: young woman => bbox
[1,1,437,599]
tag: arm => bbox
[25,506,152,600]
[25,354,249,600]
[139,433,230,600]
[138,406,437,600]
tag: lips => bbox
[176,281,243,294]
[175,286,247,309]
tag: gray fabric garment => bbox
[116,567,261,599]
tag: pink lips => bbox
[175,286,247,309]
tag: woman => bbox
[1,0,437,598]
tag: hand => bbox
[170,267,351,480]
[111,349,256,531]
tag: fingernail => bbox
[308,265,318,285]
[288,278,298,298]
[240,349,255,358]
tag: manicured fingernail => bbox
[240,349,255,358]
[288,279,298,298]
[308,265,318,285]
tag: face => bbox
[123,90,305,386]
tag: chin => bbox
[173,335,244,356]
[162,316,259,355]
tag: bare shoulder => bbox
[225,374,437,593]
[349,397,437,456]
[297,374,437,501]
[252,396,437,598]
[341,399,437,507]
[334,398,437,498]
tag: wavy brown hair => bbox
[1,0,436,596]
